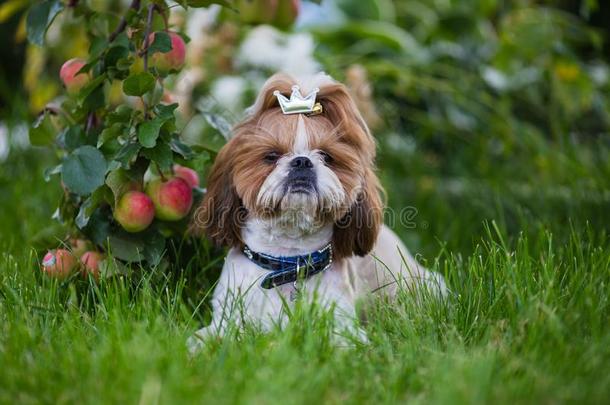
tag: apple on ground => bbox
[80,251,104,280]
[42,249,78,279]
[70,238,91,257]
[59,58,91,95]
[148,31,186,74]
[114,191,155,232]
[173,164,200,188]
[146,177,193,221]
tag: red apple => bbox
[59,58,90,95]
[237,0,278,24]
[114,191,155,232]
[42,249,78,279]
[145,177,193,221]
[148,32,186,74]
[272,0,299,29]
[173,164,199,188]
[70,238,91,257]
[80,251,104,280]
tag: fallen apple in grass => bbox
[146,177,193,221]
[173,164,200,188]
[114,191,155,232]
[42,249,78,279]
[148,31,186,74]
[80,251,104,279]
[59,58,90,95]
[70,238,90,257]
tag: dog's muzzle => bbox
[286,156,316,193]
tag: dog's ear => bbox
[333,168,383,258]
[190,73,297,246]
[318,81,377,164]
[319,79,383,258]
[191,140,245,247]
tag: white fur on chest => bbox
[212,248,354,329]
[242,218,333,256]
[189,225,446,353]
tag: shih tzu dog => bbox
[188,72,446,352]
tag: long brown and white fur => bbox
[188,73,446,352]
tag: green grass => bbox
[0,144,609,404]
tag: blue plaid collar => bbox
[242,243,333,289]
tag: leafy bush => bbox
[20,0,300,279]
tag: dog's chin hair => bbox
[256,178,348,221]
[254,188,350,229]
[275,191,317,231]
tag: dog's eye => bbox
[263,151,281,164]
[319,151,334,165]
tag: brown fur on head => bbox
[192,72,383,259]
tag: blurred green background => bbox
[1,2,609,403]
[0,0,608,258]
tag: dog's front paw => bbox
[186,328,210,356]
[331,326,369,348]
[429,272,448,298]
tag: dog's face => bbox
[234,105,361,229]
[194,73,383,258]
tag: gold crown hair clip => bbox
[274,85,323,116]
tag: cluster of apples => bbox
[41,166,198,279]
[59,32,186,94]
[42,240,104,280]
[238,0,300,28]
[114,165,198,233]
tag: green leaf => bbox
[148,31,172,54]
[107,105,134,125]
[61,146,108,195]
[113,143,141,168]
[82,85,105,111]
[98,124,123,148]
[29,112,56,146]
[169,137,195,159]
[105,169,129,202]
[142,142,173,171]
[43,164,62,181]
[106,233,145,262]
[26,0,63,46]
[143,231,166,266]
[75,187,109,229]
[89,36,108,58]
[201,111,232,139]
[83,207,111,245]
[115,57,133,72]
[154,103,178,120]
[122,72,155,97]
[105,45,130,68]
[78,74,106,101]
[61,125,86,150]
[105,168,143,203]
[138,118,163,148]
[112,32,131,49]
[186,0,233,8]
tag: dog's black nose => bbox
[290,156,313,169]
